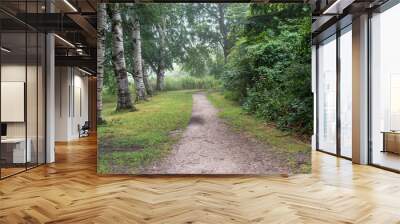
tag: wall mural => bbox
[97,3,312,175]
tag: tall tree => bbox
[131,14,147,101]
[142,59,152,96]
[107,3,135,111]
[155,16,166,91]
[136,4,184,90]
[120,4,174,92]
[175,3,247,76]
[217,4,229,63]
[97,3,106,123]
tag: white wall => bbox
[55,67,89,141]
[72,72,89,138]
[55,66,70,141]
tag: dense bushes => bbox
[222,4,313,136]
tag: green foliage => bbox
[222,4,312,136]
[207,91,311,173]
[98,90,194,173]
[102,3,249,90]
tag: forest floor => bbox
[142,92,307,174]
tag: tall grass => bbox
[102,75,220,104]
[151,75,220,91]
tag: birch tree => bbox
[97,3,106,123]
[155,17,166,91]
[107,3,135,111]
[142,59,152,96]
[131,15,147,101]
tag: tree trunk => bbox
[142,59,152,96]
[97,3,106,123]
[217,4,229,64]
[131,15,147,101]
[156,67,165,91]
[156,18,166,91]
[108,4,135,111]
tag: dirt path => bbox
[142,92,290,174]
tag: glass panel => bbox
[318,35,337,154]
[0,0,46,179]
[27,31,38,169]
[371,4,400,171]
[340,27,352,158]
[1,31,27,177]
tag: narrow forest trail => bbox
[142,92,291,174]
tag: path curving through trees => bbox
[142,92,291,174]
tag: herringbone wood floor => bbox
[1,135,400,223]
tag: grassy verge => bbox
[207,91,311,173]
[161,75,220,91]
[98,90,194,174]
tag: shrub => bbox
[222,4,313,137]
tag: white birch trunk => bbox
[97,3,106,123]
[142,59,152,96]
[108,4,135,111]
[131,16,147,101]
[156,18,166,91]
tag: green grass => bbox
[98,90,194,173]
[207,91,311,173]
